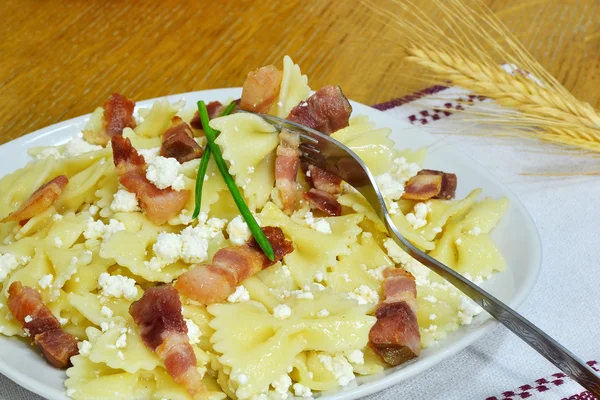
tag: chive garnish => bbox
[192,101,236,219]
[195,100,275,261]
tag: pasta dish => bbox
[0,56,508,399]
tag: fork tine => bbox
[298,143,320,156]
[298,153,325,170]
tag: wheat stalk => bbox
[363,0,600,157]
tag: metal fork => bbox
[250,112,600,395]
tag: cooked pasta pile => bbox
[0,56,508,400]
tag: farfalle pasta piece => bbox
[334,127,396,176]
[100,228,179,282]
[45,290,90,339]
[2,248,51,297]
[258,202,362,287]
[94,173,120,218]
[331,116,400,175]
[65,354,146,400]
[350,347,386,376]
[270,55,311,118]
[0,157,57,220]
[0,233,41,261]
[123,127,162,149]
[45,212,91,250]
[13,206,56,241]
[243,275,282,311]
[46,244,93,294]
[67,292,133,328]
[63,255,113,295]
[211,113,279,210]
[427,221,461,269]
[182,302,216,353]
[329,115,376,141]
[54,146,112,173]
[208,291,374,399]
[460,197,509,234]
[151,366,227,400]
[1,175,68,224]
[254,262,299,302]
[289,352,338,392]
[338,192,387,232]
[57,162,110,213]
[455,234,506,277]
[421,189,481,241]
[427,198,507,278]
[135,99,182,138]
[325,233,393,298]
[86,321,160,373]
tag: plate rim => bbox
[0,88,542,400]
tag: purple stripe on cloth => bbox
[372,85,448,111]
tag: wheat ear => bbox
[364,0,600,155]
[407,47,600,152]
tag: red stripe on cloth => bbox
[485,361,599,400]
[372,85,448,111]
[373,87,488,126]
[563,391,598,400]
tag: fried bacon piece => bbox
[37,330,80,369]
[307,165,342,195]
[111,136,190,225]
[301,165,343,217]
[1,175,68,224]
[175,227,294,304]
[302,171,343,216]
[287,85,352,134]
[130,286,208,398]
[83,93,136,145]
[160,117,204,163]
[7,282,79,368]
[303,189,342,216]
[402,173,442,201]
[239,65,283,114]
[402,169,457,201]
[369,268,421,366]
[112,135,146,174]
[275,86,351,215]
[190,101,225,130]
[275,130,301,214]
[119,173,190,225]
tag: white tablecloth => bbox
[1,87,599,399]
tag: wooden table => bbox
[1,0,599,144]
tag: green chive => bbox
[220,101,237,117]
[192,102,236,219]
[196,100,275,261]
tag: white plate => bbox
[0,88,541,400]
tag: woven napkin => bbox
[1,87,599,399]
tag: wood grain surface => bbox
[0,0,598,144]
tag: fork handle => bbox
[384,216,600,395]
